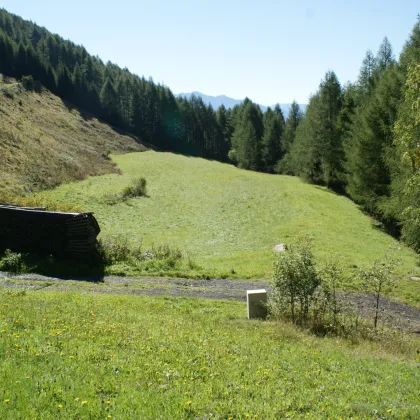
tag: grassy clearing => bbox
[0,75,144,196]
[32,151,420,304]
[0,289,418,419]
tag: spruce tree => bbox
[231,101,263,170]
[262,107,283,172]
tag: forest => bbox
[0,8,420,250]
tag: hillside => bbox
[32,151,420,305]
[0,75,145,196]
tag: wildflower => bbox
[58,404,63,409]
[4,399,9,403]
[185,400,192,405]
[81,401,87,405]
[387,409,392,413]
[107,416,112,419]
[105,401,111,405]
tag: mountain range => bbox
[176,91,307,118]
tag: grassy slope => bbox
[0,75,145,196]
[35,151,420,304]
[0,289,418,419]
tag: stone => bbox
[247,289,267,319]
[272,244,287,252]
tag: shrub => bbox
[2,89,14,99]
[122,177,147,199]
[97,236,188,274]
[21,75,34,91]
[359,248,399,328]
[271,238,320,323]
[97,235,139,265]
[104,178,148,205]
[0,249,27,274]
[270,239,353,334]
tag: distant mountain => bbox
[176,91,307,118]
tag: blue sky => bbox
[1,0,419,104]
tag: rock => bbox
[272,244,287,252]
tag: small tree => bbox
[271,239,320,323]
[360,249,399,328]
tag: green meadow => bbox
[33,151,420,304]
[0,289,418,419]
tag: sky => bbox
[1,0,419,104]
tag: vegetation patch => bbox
[0,250,27,274]
[0,290,418,419]
[32,151,420,304]
[104,177,148,205]
[98,235,201,278]
[0,76,145,196]
[270,238,403,340]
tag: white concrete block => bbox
[247,289,267,319]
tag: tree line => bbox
[278,20,420,250]
[1,8,420,251]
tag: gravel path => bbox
[1,271,419,333]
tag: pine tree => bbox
[276,101,302,174]
[358,50,377,94]
[345,64,404,212]
[262,107,283,172]
[231,101,263,170]
[100,77,119,124]
[289,72,343,189]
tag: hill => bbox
[32,151,420,305]
[176,91,307,117]
[0,75,145,196]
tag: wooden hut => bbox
[0,204,100,260]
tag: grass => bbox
[30,151,420,305]
[0,75,145,197]
[0,289,418,419]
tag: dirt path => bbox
[1,272,420,333]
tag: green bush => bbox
[97,235,140,265]
[104,178,148,205]
[122,177,147,199]
[359,248,399,328]
[270,239,349,334]
[97,236,183,271]
[270,239,320,323]
[0,249,27,274]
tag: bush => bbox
[122,177,147,199]
[104,178,148,205]
[97,236,187,274]
[271,239,320,324]
[270,239,351,334]
[21,75,34,91]
[359,248,399,328]
[0,249,27,274]
[97,235,140,265]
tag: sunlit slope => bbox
[39,151,419,290]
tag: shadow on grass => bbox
[0,249,106,282]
